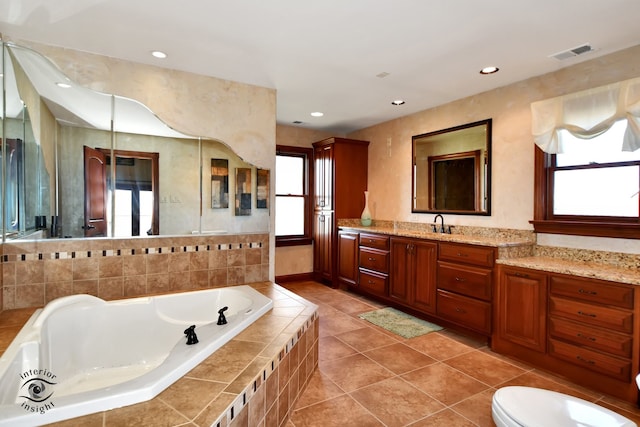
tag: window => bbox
[531,77,640,239]
[275,145,313,246]
[532,119,640,238]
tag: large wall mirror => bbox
[1,41,268,241]
[412,119,492,215]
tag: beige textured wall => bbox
[274,125,336,277]
[347,44,640,254]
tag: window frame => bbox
[532,147,640,239]
[275,145,314,247]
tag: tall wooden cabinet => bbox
[312,137,369,286]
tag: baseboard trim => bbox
[275,272,314,283]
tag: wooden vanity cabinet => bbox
[436,242,495,335]
[494,265,639,403]
[389,237,437,313]
[358,233,390,297]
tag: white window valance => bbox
[531,76,640,153]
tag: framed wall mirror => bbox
[412,119,492,215]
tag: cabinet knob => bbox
[455,307,466,313]
[576,333,596,342]
[576,355,595,365]
[368,257,376,262]
[456,252,468,258]
[454,277,465,282]
[578,288,597,296]
[514,272,529,278]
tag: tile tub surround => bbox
[0,282,318,427]
[1,233,269,311]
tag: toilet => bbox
[492,386,637,427]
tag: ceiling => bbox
[1,0,640,134]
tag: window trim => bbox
[531,146,640,239]
[275,145,314,247]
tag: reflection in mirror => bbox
[3,42,268,240]
[3,44,53,239]
[412,119,492,215]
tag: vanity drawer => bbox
[438,242,495,267]
[359,269,387,296]
[550,276,633,309]
[360,233,389,251]
[549,296,633,334]
[437,261,492,301]
[549,317,632,359]
[359,247,389,273]
[436,290,491,334]
[549,338,631,382]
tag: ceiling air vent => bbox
[550,43,594,61]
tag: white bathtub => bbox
[0,285,273,426]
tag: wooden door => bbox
[83,146,107,237]
[389,237,411,303]
[497,266,548,352]
[313,210,333,281]
[412,240,437,313]
[314,144,333,210]
[337,230,359,287]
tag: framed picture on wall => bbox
[211,159,229,208]
[257,169,269,209]
[235,167,252,216]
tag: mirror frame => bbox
[412,118,492,215]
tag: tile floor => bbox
[282,280,640,427]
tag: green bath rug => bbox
[358,307,443,339]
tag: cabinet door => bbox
[337,231,358,287]
[389,237,411,303]
[413,240,437,313]
[497,266,548,352]
[313,211,333,281]
[314,145,333,210]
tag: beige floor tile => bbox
[364,342,437,375]
[407,409,478,427]
[405,332,474,361]
[444,350,526,386]
[294,370,345,409]
[290,395,384,427]
[334,326,400,352]
[402,363,489,406]
[450,389,497,427]
[350,377,445,426]
[320,353,394,392]
[318,335,358,361]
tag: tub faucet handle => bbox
[217,306,228,325]
[184,325,198,345]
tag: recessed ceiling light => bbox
[391,100,405,106]
[56,82,72,88]
[151,50,167,59]
[480,66,499,75]
[310,112,324,117]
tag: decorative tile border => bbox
[212,311,319,427]
[2,242,264,263]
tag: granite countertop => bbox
[497,256,640,286]
[339,225,534,248]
